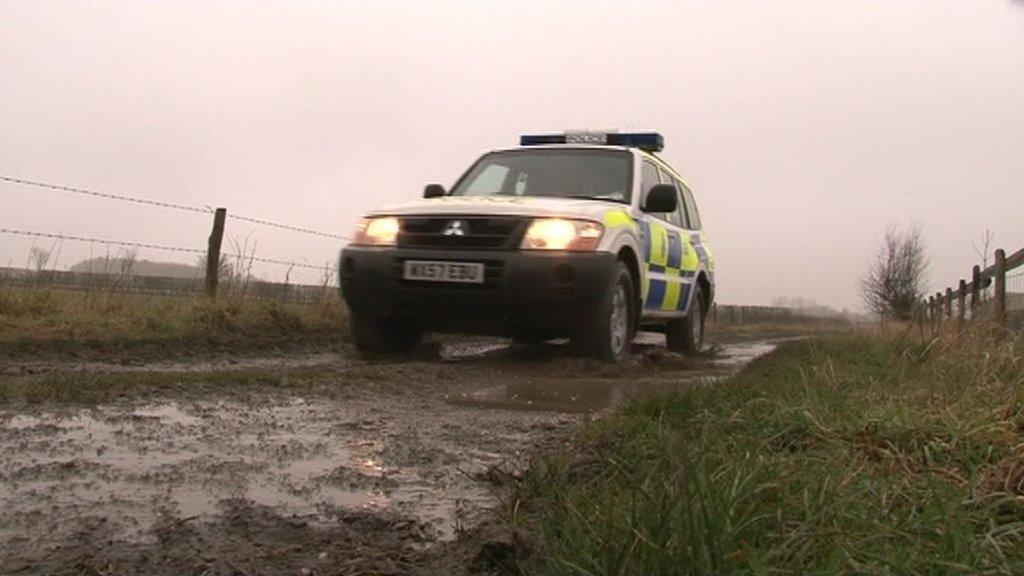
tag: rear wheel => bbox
[350,312,423,355]
[573,261,635,362]
[666,283,706,356]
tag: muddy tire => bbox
[350,312,422,355]
[573,261,635,363]
[667,283,706,356]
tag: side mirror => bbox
[423,184,446,198]
[642,184,678,213]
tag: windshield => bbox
[449,149,632,203]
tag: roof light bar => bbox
[607,132,664,152]
[520,131,664,152]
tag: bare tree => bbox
[972,229,994,270]
[119,249,138,279]
[860,226,929,321]
[29,247,52,274]
[227,234,257,296]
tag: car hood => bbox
[367,196,632,220]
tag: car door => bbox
[637,160,690,314]
[671,177,706,315]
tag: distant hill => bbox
[68,257,202,279]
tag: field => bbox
[0,285,346,359]
[510,327,1024,574]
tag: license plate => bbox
[403,260,485,284]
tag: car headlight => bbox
[352,216,399,246]
[520,218,603,251]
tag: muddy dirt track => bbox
[0,335,775,576]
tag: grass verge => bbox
[513,327,1024,574]
[0,285,347,357]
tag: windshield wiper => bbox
[562,194,621,201]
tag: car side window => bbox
[681,183,702,230]
[673,178,692,229]
[657,168,685,228]
[641,160,660,199]
[642,162,675,224]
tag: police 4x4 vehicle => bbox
[340,131,714,362]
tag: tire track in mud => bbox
[0,336,775,575]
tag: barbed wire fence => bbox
[1,175,347,302]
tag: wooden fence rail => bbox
[708,304,845,326]
[925,246,1024,326]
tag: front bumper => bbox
[339,247,616,336]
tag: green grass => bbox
[513,328,1024,575]
[0,284,347,354]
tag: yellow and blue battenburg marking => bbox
[638,220,699,312]
[601,209,704,313]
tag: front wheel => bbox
[666,283,706,356]
[573,261,635,363]
[349,312,423,355]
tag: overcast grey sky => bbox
[3,1,1023,310]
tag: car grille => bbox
[397,216,527,250]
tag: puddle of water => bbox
[448,339,777,414]
[0,396,516,549]
[0,338,776,558]
[247,482,324,510]
[708,341,777,367]
[131,402,201,425]
[452,379,618,413]
[5,414,44,430]
[170,485,221,518]
[440,339,511,361]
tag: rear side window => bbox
[657,167,686,229]
[680,183,702,230]
[672,178,692,229]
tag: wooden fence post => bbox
[928,295,935,321]
[994,248,1006,325]
[957,279,966,323]
[944,287,953,319]
[970,265,981,314]
[205,208,227,298]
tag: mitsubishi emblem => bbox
[442,220,467,237]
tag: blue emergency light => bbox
[520,131,665,152]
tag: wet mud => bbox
[0,335,775,575]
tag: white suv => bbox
[340,131,714,362]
